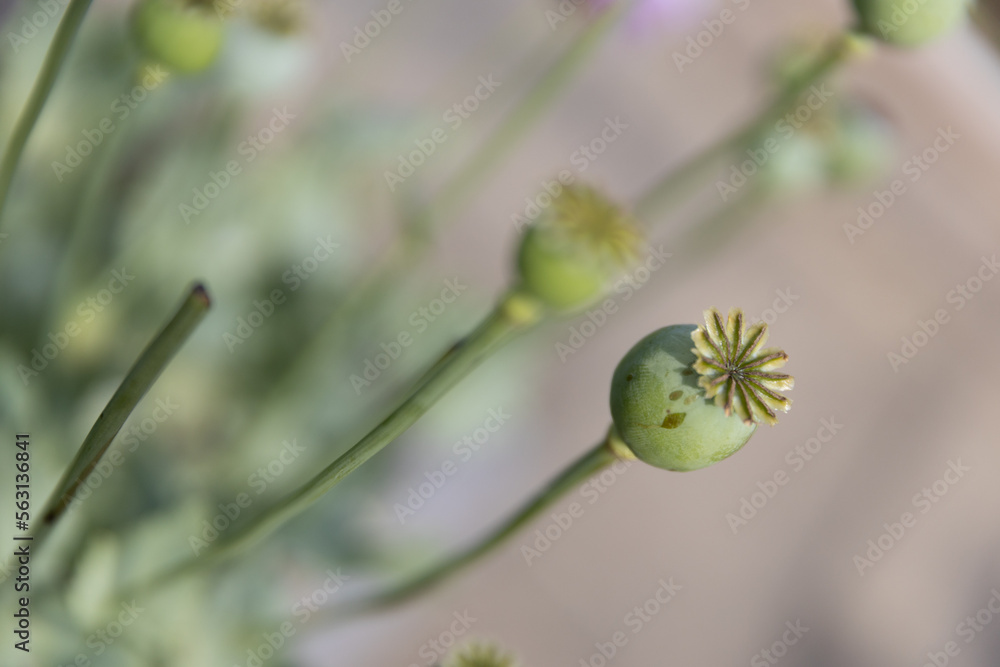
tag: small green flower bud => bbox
[131,0,225,73]
[852,0,971,47]
[516,184,643,312]
[610,309,793,472]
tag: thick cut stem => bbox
[31,284,210,553]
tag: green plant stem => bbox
[416,0,635,228]
[0,0,94,230]
[336,434,624,619]
[634,33,856,221]
[133,292,545,595]
[31,283,210,552]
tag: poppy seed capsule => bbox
[131,0,225,73]
[610,326,757,472]
[517,184,642,312]
[852,0,970,47]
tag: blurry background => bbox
[1,0,1000,665]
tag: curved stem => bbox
[332,432,628,621]
[0,0,94,231]
[634,32,857,221]
[133,292,545,595]
[418,0,634,227]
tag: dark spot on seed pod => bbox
[626,374,633,382]
[661,412,686,429]
[681,369,694,376]
[684,395,696,405]
[669,390,683,401]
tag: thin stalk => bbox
[0,0,94,230]
[418,0,635,227]
[133,292,545,594]
[32,283,210,551]
[634,33,856,221]
[337,434,626,618]
[49,64,156,314]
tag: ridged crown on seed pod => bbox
[517,183,643,312]
[610,309,793,472]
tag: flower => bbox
[443,641,519,667]
[691,307,793,426]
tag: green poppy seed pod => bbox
[852,0,971,47]
[610,309,794,472]
[516,184,643,312]
[131,0,225,73]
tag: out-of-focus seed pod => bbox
[131,0,225,73]
[516,183,643,312]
